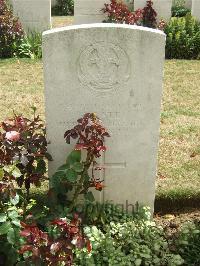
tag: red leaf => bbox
[19,245,32,254]
[87,241,92,253]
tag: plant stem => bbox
[68,152,94,212]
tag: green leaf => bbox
[52,170,66,181]
[66,150,81,165]
[73,162,84,173]
[84,191,95,202]
[10,194,20,206]
[0,168,4,180]
[11,220,21,227]
[7,227,17,245]
[8,210,19,220]
[3,165,13,174]
[0,213,7,223]
[12,166,21,178]
[83,171,90,182]
[45,152,53,161]
[57,164,69,172]
[66,169,78,182]
[36,160,46,174]
[0,222,12,235]
[135,258,142,266]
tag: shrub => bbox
[102,0,143,25]
[0,109,52,199]
[102,0,160,29]
[0,0,24,58]
[52,0,74,16]
[74,207,184,266]
[142,0,157,28]
[172,0,191,17]
[176,221,200,265]
[19,215,90,265]
[165,14,200,59]
[17,32,42,59]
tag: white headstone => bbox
[192,0,200,21]
[43,24,165,211]
[172,0,192,9]
[184,0,192,9]
[134,0,172,21]
[12,0,51,33]
[74,0,109,24]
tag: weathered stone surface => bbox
[43,24,165,211]
[12,0,51,33]
[192,0,200,21]
[74,0,110,24]
[173,0,192,9]
[134,0,172,21]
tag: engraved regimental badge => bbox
[77,42,130,91]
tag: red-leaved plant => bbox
[0,0,24,58]
[102,0,161,29]
[102,0,143,25]
[19,214,91,265]
[142,0,157,28]
[0,109,52,199]
[50,113,110,212]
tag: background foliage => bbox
[165,14,200,59]
[0,0,24,58]
[52,0,74,16]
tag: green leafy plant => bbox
[52,0,74,16]
[50,113,110,212]
[0,187,23,266]
[172,0,191,17]
[165,14,200,59]
[74,208,184,266]
[0,0,24,58]
[176,221,200,265]
[18,32,42,59]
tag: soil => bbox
[154,209,200,240]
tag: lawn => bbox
[0,58,199,210]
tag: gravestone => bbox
[134,0,172,21]
[173,0,192,9]
[184,0,192,9]
[43,24,165,211]
[11,0,51,33]
[74,0,110,24]
[192,0,200,21]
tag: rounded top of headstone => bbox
[43,23,165,38]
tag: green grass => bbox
[0,59,200,208]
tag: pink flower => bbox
[5,131,20,141]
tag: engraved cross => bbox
[97,153,126,180]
